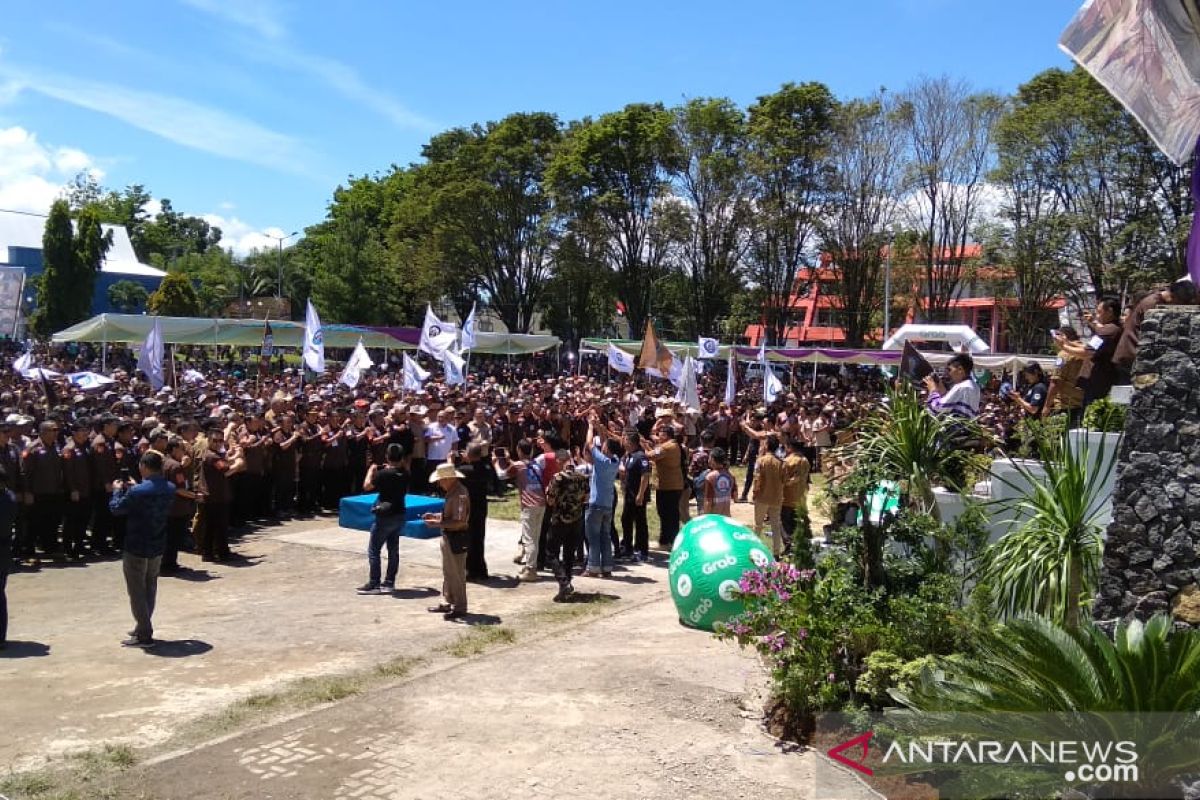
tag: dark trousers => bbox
[621,498,649,556]
[781,505,797,553]
[30,494,63,553]
[202,503,230,559]
[273,473,296,515]
[740,447,759,500]
[92,493,114,550]
[63,497,91,554]
[367,514,403,586]
[410,458,428,492]
[546,519,584,590]
[321,468,348,509]
[655,489,682,549]
[298,467,321,513]
[163,516,191,569]
[230,474,251,526]
[536,505,550,569]
[466,502,489,578]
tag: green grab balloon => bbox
[669,514,774,631]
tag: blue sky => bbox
[0,0,1078,254]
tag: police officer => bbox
[61,419,93,559]
[90,414,120,553]
[21,421,65,557]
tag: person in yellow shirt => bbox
[751,435,785,556]
[781,439,811,554]
[647,425,684,550]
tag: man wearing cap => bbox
[423,463,471,621]
[61,420,94,559]
[21,421,65,558]
[270,413,300,516]
[297,408,324,515]
[161,437,196,574]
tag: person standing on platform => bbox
[424,464,470,622]
[358,444,409,594]
[110,450,175,648]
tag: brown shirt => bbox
[90,433,119,490]
[648,440,684,492]
[782,453,811,509]
[62,440,92,498]
[752,452,784,506]
[22,441,64,496]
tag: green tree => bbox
[547,103,684,336]
[672,97,752,338]
[410,113,563,333]
[32,200,111,335]
[540,228,614,347]
[817,93,907,347]
[106,280,149,313]
[147,272,201,316]
[745,82,838,346]
[898,77,1003,322]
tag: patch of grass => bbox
[374,655,423,678]
[531,593,617,624]
[290,674,365,705]
[67,743,136,772]
[0,770,56,798]
[441,625,517,658]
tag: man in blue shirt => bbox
[581,412,623,577]
[110,451,176,649]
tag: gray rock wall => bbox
[1094,306,1200,626]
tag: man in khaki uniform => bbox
[424,463,470,622]
[751,435,785,557]
[781,439,811,555]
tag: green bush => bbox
[1081,396,1127,432]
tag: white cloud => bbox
[0,126,104,214]
[0,66,323,178]
[200,213,295,256]
[179,0,287,40]
[181,0,436,132]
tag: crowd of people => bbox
[0,278,1186,646]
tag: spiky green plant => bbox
[980,429,1117,629]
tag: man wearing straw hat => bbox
[423,462,471,621]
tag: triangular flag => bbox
[12,350,31,374]
[676,356,700,411]
[724,347,736,406]
[402,353,430,392]
[460,303,477,351]
[137,317,165,391]
[338,339,374,389]
[637,319,674,375]
[441,345,466,386]
[303,300,325,373]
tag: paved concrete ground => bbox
[2,500,866,799]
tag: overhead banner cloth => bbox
[53,314,560,354]
[1060,0,1200,166]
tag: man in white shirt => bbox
[424,409,458,491]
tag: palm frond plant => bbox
[890,614,1200,796]
[979,428,1117,629]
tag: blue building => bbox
[0,209,166,338]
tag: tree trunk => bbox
[1066,550,1082,630]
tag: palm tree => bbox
[979,430,1117,629]
[892,615,1200,796]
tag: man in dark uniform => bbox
[346,407,370,498]
[113,420,141,551]
[233,413,267,524]
[320,408,350,510]
[21,421,64,557]
[61,420,93,559]
[90,414,121,553]
[270,413,300,516]
[297,407,324,515]
[0,418,27,562]
[161,437,196,573]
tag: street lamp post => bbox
[267,231,300,301]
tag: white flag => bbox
[697,337,719,359]
[460,303,477,351]
[724,347,736,406]
[607,342,635,374]
[764,365,784,404]
[647,354,685,388]
[402,353,429,392]
[676,356,700,411]
[338,339,374,389]
[12,350,31,374]
[441,345,466,386]
[67,371,116,390]
[419,304,457,357]
[137,317,165,391]
[303,300,325,373]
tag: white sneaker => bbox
[518,568,539,582]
